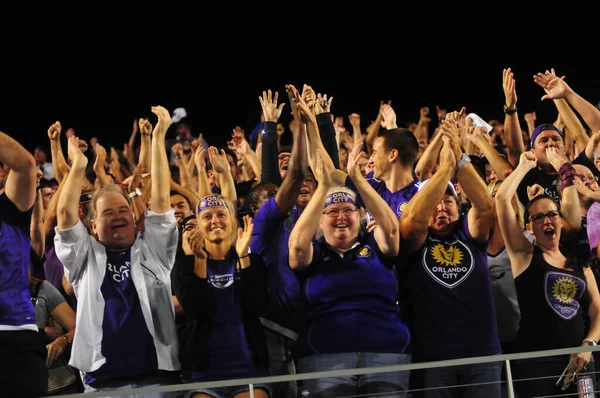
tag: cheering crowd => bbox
[2,68,600,398]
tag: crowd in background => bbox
[3,68,600,398]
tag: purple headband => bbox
[324,191,356,208]
[530,123,564,147]
[196,195,228,213]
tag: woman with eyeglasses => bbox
[496,150,600,396]
[288,148,411,398]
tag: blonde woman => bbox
[176,194,270,398]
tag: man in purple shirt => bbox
[0,130,46,396]
[400,133,501,397]
[54,106,180,397]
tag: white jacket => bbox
[54,209,180,373]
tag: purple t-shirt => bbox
[345,173,420,218]
[186,258,260,381]
[404,215,501,361]
[294,232,411,358]
[250,198,302,331]
[85,248,157,384]
[0,193,36,327]
[43,245,64,292]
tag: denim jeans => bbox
[297,351,411,398]
[184,384,271,398]
[83,371,182,398]
[421,361,502,398]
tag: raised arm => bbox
[315,93,340,169]
[465,126,513,180]
[194,145,211,198]
[365,100,390,151]
[495,151,537,276]
[233,134,261,183]
[292,85,346,186]
[535,69,600,133]
[149,105,172,214]
[546,147,581,239]
[444,123,494,242]
[415,130,443,181]
[258,89,285,185]
[92,142,113,187]
[288,150,331,270]
[414,106,431,146]
[57,136,88,230]
[209,147,237,208]
[275,94,309,213]
[0,131,37,211]
[43,174,68,240]
[137,117,153,174]
[348,139,399,256]
[47,121,67,183]
[126,118,139,166]
[30,182,46,258]
[502,68,526,167]
[400,137,456,251]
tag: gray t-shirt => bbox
[34,280,66,330]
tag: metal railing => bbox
[54,345,600,397]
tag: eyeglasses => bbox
[577,174,599,183]
[181,223,197,232]
[322,208,359,218]
[529,211,561,224]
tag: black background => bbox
[2,12,597,154]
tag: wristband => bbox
[559,163,577,190]
[456,153,471,169]
[239,255,249,259]
[583,338,597,346]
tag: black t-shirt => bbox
[516,151,594,207]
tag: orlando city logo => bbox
[208,273,234,289]
[544,272,585,320]
[422,238,474,288]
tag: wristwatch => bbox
[456,153,471,169]
[504,104,517,115]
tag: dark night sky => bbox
[2,14,597,155]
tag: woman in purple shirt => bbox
[176,194,271,398]
[288,146,411,398]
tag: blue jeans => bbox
[184,384,271,398]
[421,361,502,398]
[83,371,182,398]
[297,352,411,398]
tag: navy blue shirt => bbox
[250,198,303,332]
[184,258,261,381]
[404,215,501,361]
[85,248,157,384]
[294,232,411,358]
[0,193,36,328]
